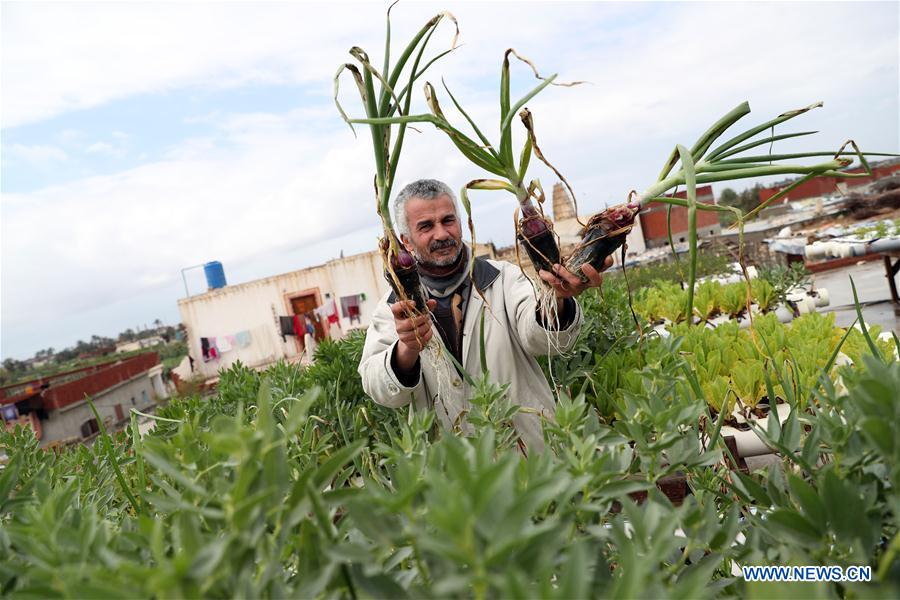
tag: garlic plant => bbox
[334,4,458,312]
[567,101,893,320]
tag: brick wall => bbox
[640,185,721,247]
[43,353,160,410]
[759,161,900,204]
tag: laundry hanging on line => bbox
[324,297,339,324]
[340,294,363,324]
[217,335,233,353]
[200,337,219,362]
[279,316,296,339]
[292,314,304,338]
[200,329,253,358]
[234,330,252,348]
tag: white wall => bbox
[177,250,391,380]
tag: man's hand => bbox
[391,298,437,372]
[538,255,614,301]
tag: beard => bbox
[414,238,462,268]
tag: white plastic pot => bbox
[774,304,795,323]
[805,241,834,260]
[795,298,813,315]
[652,324,671,338]
[812,288,830,307]
[708,315,730,329]
[720,403,792,458]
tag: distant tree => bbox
[718,187,739,206]
[2,358,25,374]
[717,184,763,225]
[738,184,762,213]
[153,318,163,330]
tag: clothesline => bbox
[200,329,252,362]
[200,294,367,362]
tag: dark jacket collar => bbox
[386,256,500,303]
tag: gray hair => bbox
[393,179,458,237]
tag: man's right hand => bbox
[391,299,437,372]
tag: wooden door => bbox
[290,294,326,343]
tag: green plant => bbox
[751,278,777,312]
[758,262,812,305]
[335,6,458,311]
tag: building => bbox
[638,185,721,249]
[0,353,167,446]
[116,336,165,354]
[759,158,900,205]
[177,244,497,381]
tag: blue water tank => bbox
[204,261,227,290]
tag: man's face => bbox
[402,194,463,267]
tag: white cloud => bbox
[5,143,68,165]
[85,141,116,154]
[1,2,624,128]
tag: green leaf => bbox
[781,408,800,451]
[766,509,822,544]
[821,470,865,541]
[706,101,823,161]
[498,74,557,144]
[850,276,883,361]
[441,78,498,159]
[87,396,141,514]
[518,136,532,180]
[142,449,208,497]
[766,408,781,446]
[595,479,652,499]
[499,51,513,167]
[712,130,818,161]
[188,538,229,581]
[349,564,410,599]
[859,417,895,457]
[688,101,751,163]
[556,540,590,600]
[313,439,367,488]
[675,145,698,320]
[732,472,772,507]
[787,475,826,527]
[0,456,20,510]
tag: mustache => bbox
[429,238,458,252]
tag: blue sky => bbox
[2,1,898,360]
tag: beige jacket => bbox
[358,257,583,450]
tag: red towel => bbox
[293,314,303,337]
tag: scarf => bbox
[418,244,471,365]
[418,244,471,299]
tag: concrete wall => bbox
[40,372,157,444]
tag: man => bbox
[358,179,609,451]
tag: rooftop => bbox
[1,352,160,410]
